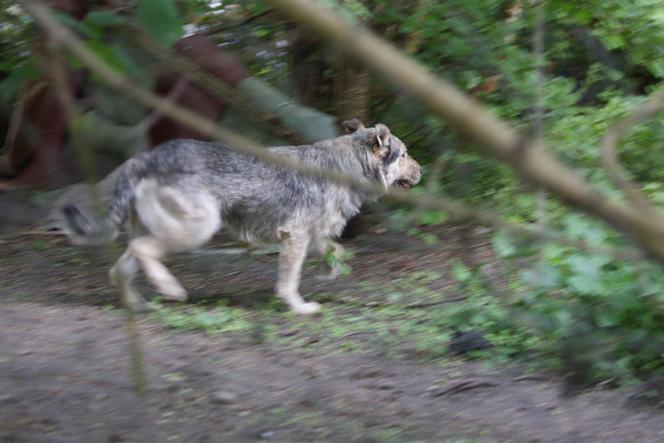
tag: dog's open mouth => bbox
[396,179,414,190]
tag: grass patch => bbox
[152,300,252,334]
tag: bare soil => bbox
[1,204,663,442]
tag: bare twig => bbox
[404,296,467,309]
[135,76,189,132]
[430,379,499,396]
[203,9,276,36]
[3,82,48,160]
[46,39,148,397]
[424,156,445,192]
[600,84,664,215]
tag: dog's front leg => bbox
[276,229,320,315]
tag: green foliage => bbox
[0,4,37,101]
[152,301,252,334]
[496,222,664,384]
[319,0,372,24]
[0,58,39,100]
[136,0,183,47]
[324,245,353,276]
[360,0,664,386]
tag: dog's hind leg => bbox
[131,180,221,303]
[109,249,150,312]
[129,236,188,301]
[276,229,320,315]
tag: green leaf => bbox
[418,232,439,246]
[574,10,593,25]
[110,42,153,86]
[493,231,516,258]
[568,274,605,295]
[417,209,448,226]
[54,11,94,37]
[0,59,40,100]
[85,40,124,74]
[566,254,609,276]
[595,309,620,328]
[552,309,572,330]
[602,34,626,50]
[522,262,560,289]
[563,214,607,245]
[451,261,472,283]
[136,0,183,47]
[84,11,128,28]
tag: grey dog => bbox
[61,119,421,314]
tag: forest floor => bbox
[1,192,664,443]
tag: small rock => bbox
[627,376,664,408]
[210,390,238,405]
[448,328,492,355]
[260,431,275,439]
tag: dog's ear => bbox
[342,118,365,134]
[372,124,391,158]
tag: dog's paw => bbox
[128,300,154,313]
[161,286,188,302]
[109,267,119,287]
[162,293,188,302]
[293,301,321,315]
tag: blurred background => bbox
[2,1,664,441]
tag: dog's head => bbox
[343,118,421,190]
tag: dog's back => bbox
[133,138,365,243]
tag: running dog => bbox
[61,119,421,314]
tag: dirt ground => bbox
[1,198,664,442]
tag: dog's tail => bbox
[61,155,149,245]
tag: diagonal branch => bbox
[600,84,664,214]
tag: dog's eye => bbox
[401,152,406,158]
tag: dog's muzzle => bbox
[396,166,422,190]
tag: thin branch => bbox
[203,9,277,36]
[425,154,445,192]
[135,76,189,132]
[600,84,664,214]
[48,44,148,396]
[2,82,48,158]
